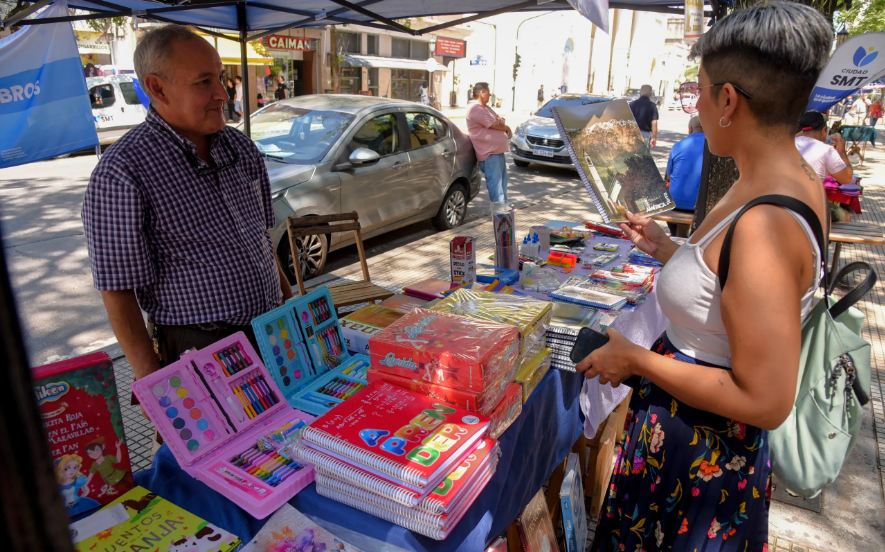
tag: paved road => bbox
[0,108,692,365]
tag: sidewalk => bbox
[113,142,885,551]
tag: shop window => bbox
[411,41,429,60]
[391,38,431,60]
[367,68,379,97]
[406,112,447,149]
[339,67,361,95]
[118,81,141,105]
[337,32,360,54]
[350,114,398,156]
[391,38,410,59]
[366,35,379,56]
[89,85,115,109]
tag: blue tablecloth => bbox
[135,368,586,551]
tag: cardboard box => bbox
[450,236,477,285]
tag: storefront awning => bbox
[341,54,450,72]
[201,35,272,66]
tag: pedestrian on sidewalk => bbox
[795,110,855,222]
[274,75,289,101]
[870,96,882,127]
[580,4,831,551]
[466,82,511,203]
[537,84,545,109]
[225,78,236,122]
[234,75,244,120]
[82,25,293,388]
[630,84,659,150]
[664,115,705,235]
[466,84,474,103]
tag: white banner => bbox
[684,0,704,42]
[807,32,885,112]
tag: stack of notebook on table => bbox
[545,302,601,372]
[295,381,500,540]
[549,284,628,311]
[628,247,664,268]
[367,308,523,438]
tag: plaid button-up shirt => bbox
[82,109,283,325]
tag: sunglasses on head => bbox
[677,81,754,114]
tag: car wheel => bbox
[513,159,530,168]
[277,231,328,284]
[432,184,467,230]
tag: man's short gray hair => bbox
[473,82,490,95]
[687,2,832,130]
[689,115,703,132]
[134,25,202,101]
[640,84,653,97]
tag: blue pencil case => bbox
[251,286,369,415]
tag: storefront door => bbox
[291,60,304,96]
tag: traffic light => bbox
[513,53,522,80]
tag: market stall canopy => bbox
[341,53,450,72]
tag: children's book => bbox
[72,486,240,551]
[32,352,135,518]
[516,488,561,552]
[552,99,674,223]
[241,504,362,552]
[559,453,588,552]
[403,278,454,301]
[300,381,490,492]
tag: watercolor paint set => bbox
[131,333,314,519]
[251,286,370,415]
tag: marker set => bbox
[251,286,370,415]
[132,333,314,519]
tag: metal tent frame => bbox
[2,0,722,135]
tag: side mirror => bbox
[349,148,380,165]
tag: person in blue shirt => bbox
[664,115,705,235]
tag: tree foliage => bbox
[837,0,885,36]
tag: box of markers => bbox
[251,286,370,416]
[131,332,314,519]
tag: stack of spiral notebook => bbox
[295,381,499,540]
[546,303,601,372]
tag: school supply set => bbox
[251,286,371,416]
[241,504,362,552]
[32,352,135,519]
[131,333,314,519]
[583,252,621,270]
[545,302,603,372]
[450,236,477,285]
[340,304,406,356]
[514,347,552,403]
[294,381,499,540]
[71,486,241,551]
[548,250,578,269]
[492,202,518,270]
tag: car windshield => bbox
[250,104,355,164]
[536,97,612,118]
[625,88,641,96]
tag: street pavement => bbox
[0,107,692,366]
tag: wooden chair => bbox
[286,212,394,310]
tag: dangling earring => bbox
[719,116,732,128]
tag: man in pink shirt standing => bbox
[466,82,512,202]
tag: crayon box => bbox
[251,286,370,415]
[131,333,314,519]
[450,236,477,285]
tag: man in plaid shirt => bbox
[82,25,293,381]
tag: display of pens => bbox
[308,297,332,325]
[316,326,344,367]
[316,377,365,400]
[230,374,279,419]
[341,360,369,380]
[214,343,253,376]
[230,445,301,487]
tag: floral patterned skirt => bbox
[590,334,770,552]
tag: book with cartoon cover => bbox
[242,504,362,552]
[552,99,674,223]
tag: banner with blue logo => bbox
[0,0,98,168]
[807,32,885,113]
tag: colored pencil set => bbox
[316,377,366,400]
[230,374,279,419]
[213,343,253,376]
[230,445,301,487]
[341,359,370,380]
[308,297,333,325]
[316,326,344,365]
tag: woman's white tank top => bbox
[656,206,822,367]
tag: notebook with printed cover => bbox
[241,504,362,552]
[549,286,628,310]
[516,488,561,552]
[297,437,499,512]
[299,381,490,491]
[551,99,673,223]
[403,278,454,301]
[559,453,588,552]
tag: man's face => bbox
[477,88,491,105]
[148,38,228,137]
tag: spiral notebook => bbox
[299,381,490,491]
[551,99,673,223]
[549,286,628,310]
[297,437,498,512]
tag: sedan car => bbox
[509,94,613,169]
[622,87,663,107]
[247,95,481,282]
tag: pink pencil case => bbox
[132,332,314,519]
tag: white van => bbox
[86,75,148,145]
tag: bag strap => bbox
[827,261,878,319]
[718,194,826,291]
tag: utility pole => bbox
[512,12,554,111]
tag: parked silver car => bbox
[622,87,663,107]
[248,95,481,281]
[509,94,613,169]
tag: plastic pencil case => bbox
[131,332,314,519]
[251,285,370,415]
[487,383,522,439]
[365,368,510,415]
[514,349,552,403]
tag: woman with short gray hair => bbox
[578,4,832,550]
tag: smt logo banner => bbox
[807,32,885,113]
[0,0,97,168]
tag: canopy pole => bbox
[238,2,251,137]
